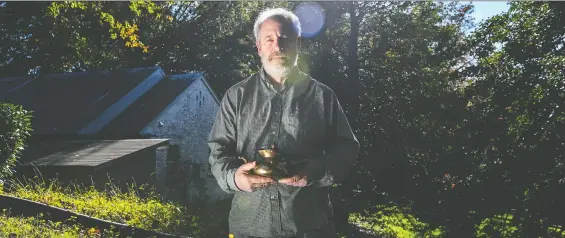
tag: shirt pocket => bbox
[285,103,324,146]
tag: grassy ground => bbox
[0,210,120,237]
[6,176,562,238]
[0,177,200,237]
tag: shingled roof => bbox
[0,67,165,135]
[20,139,169,169]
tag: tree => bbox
[348,1,477,235]
[467,2,565,236]
[0,1,171,76]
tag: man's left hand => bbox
[278,173,308,187]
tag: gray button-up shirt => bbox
[208,67,359,237]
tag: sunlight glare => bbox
[294,2,325,38]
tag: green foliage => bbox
[46,1,168,52]
[0,1,172,76]
[464,2,565,236]
[0,211,121,237]
[0,103,32,181]
[2,177,200,236]
[475,213,565,238]
[352,207,565,238]
[475,214,519,238]
[343,1,565,237]
[342,3,478,235]
[349,205,444,238]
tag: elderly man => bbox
[208,7,359,238]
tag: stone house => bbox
[0,66,229,203]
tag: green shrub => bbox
[0,103,32,181]
[349,204,445,238]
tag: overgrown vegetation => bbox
[1,177,199,236]
[352,208,565,238]
[0,103,32,181]
[0,210,120,238]
[349,205,444,238]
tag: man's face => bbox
[256,17,300,75]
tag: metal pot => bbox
[251,144,289,179]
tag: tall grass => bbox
[0,210,120,238]
[1,176,200,236]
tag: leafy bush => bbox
[0,103,32,181]
[349,204,444,238]
[2,177,200,236]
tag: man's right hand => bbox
[235,161,275,192]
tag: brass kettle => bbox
[250,144,289,179]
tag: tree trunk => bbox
[332,3,363,236]
[346,1,361,134]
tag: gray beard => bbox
[261,55,297,79]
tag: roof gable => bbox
[98,73,199,135]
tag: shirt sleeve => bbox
[208,89,244,194]
[304,91,360,188]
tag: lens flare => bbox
[294,2,325,38]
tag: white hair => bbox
[253,8,302,41]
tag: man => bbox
[208,8,359,238]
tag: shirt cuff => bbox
[227,168,242,192]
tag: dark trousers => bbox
[230,223,336,238]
